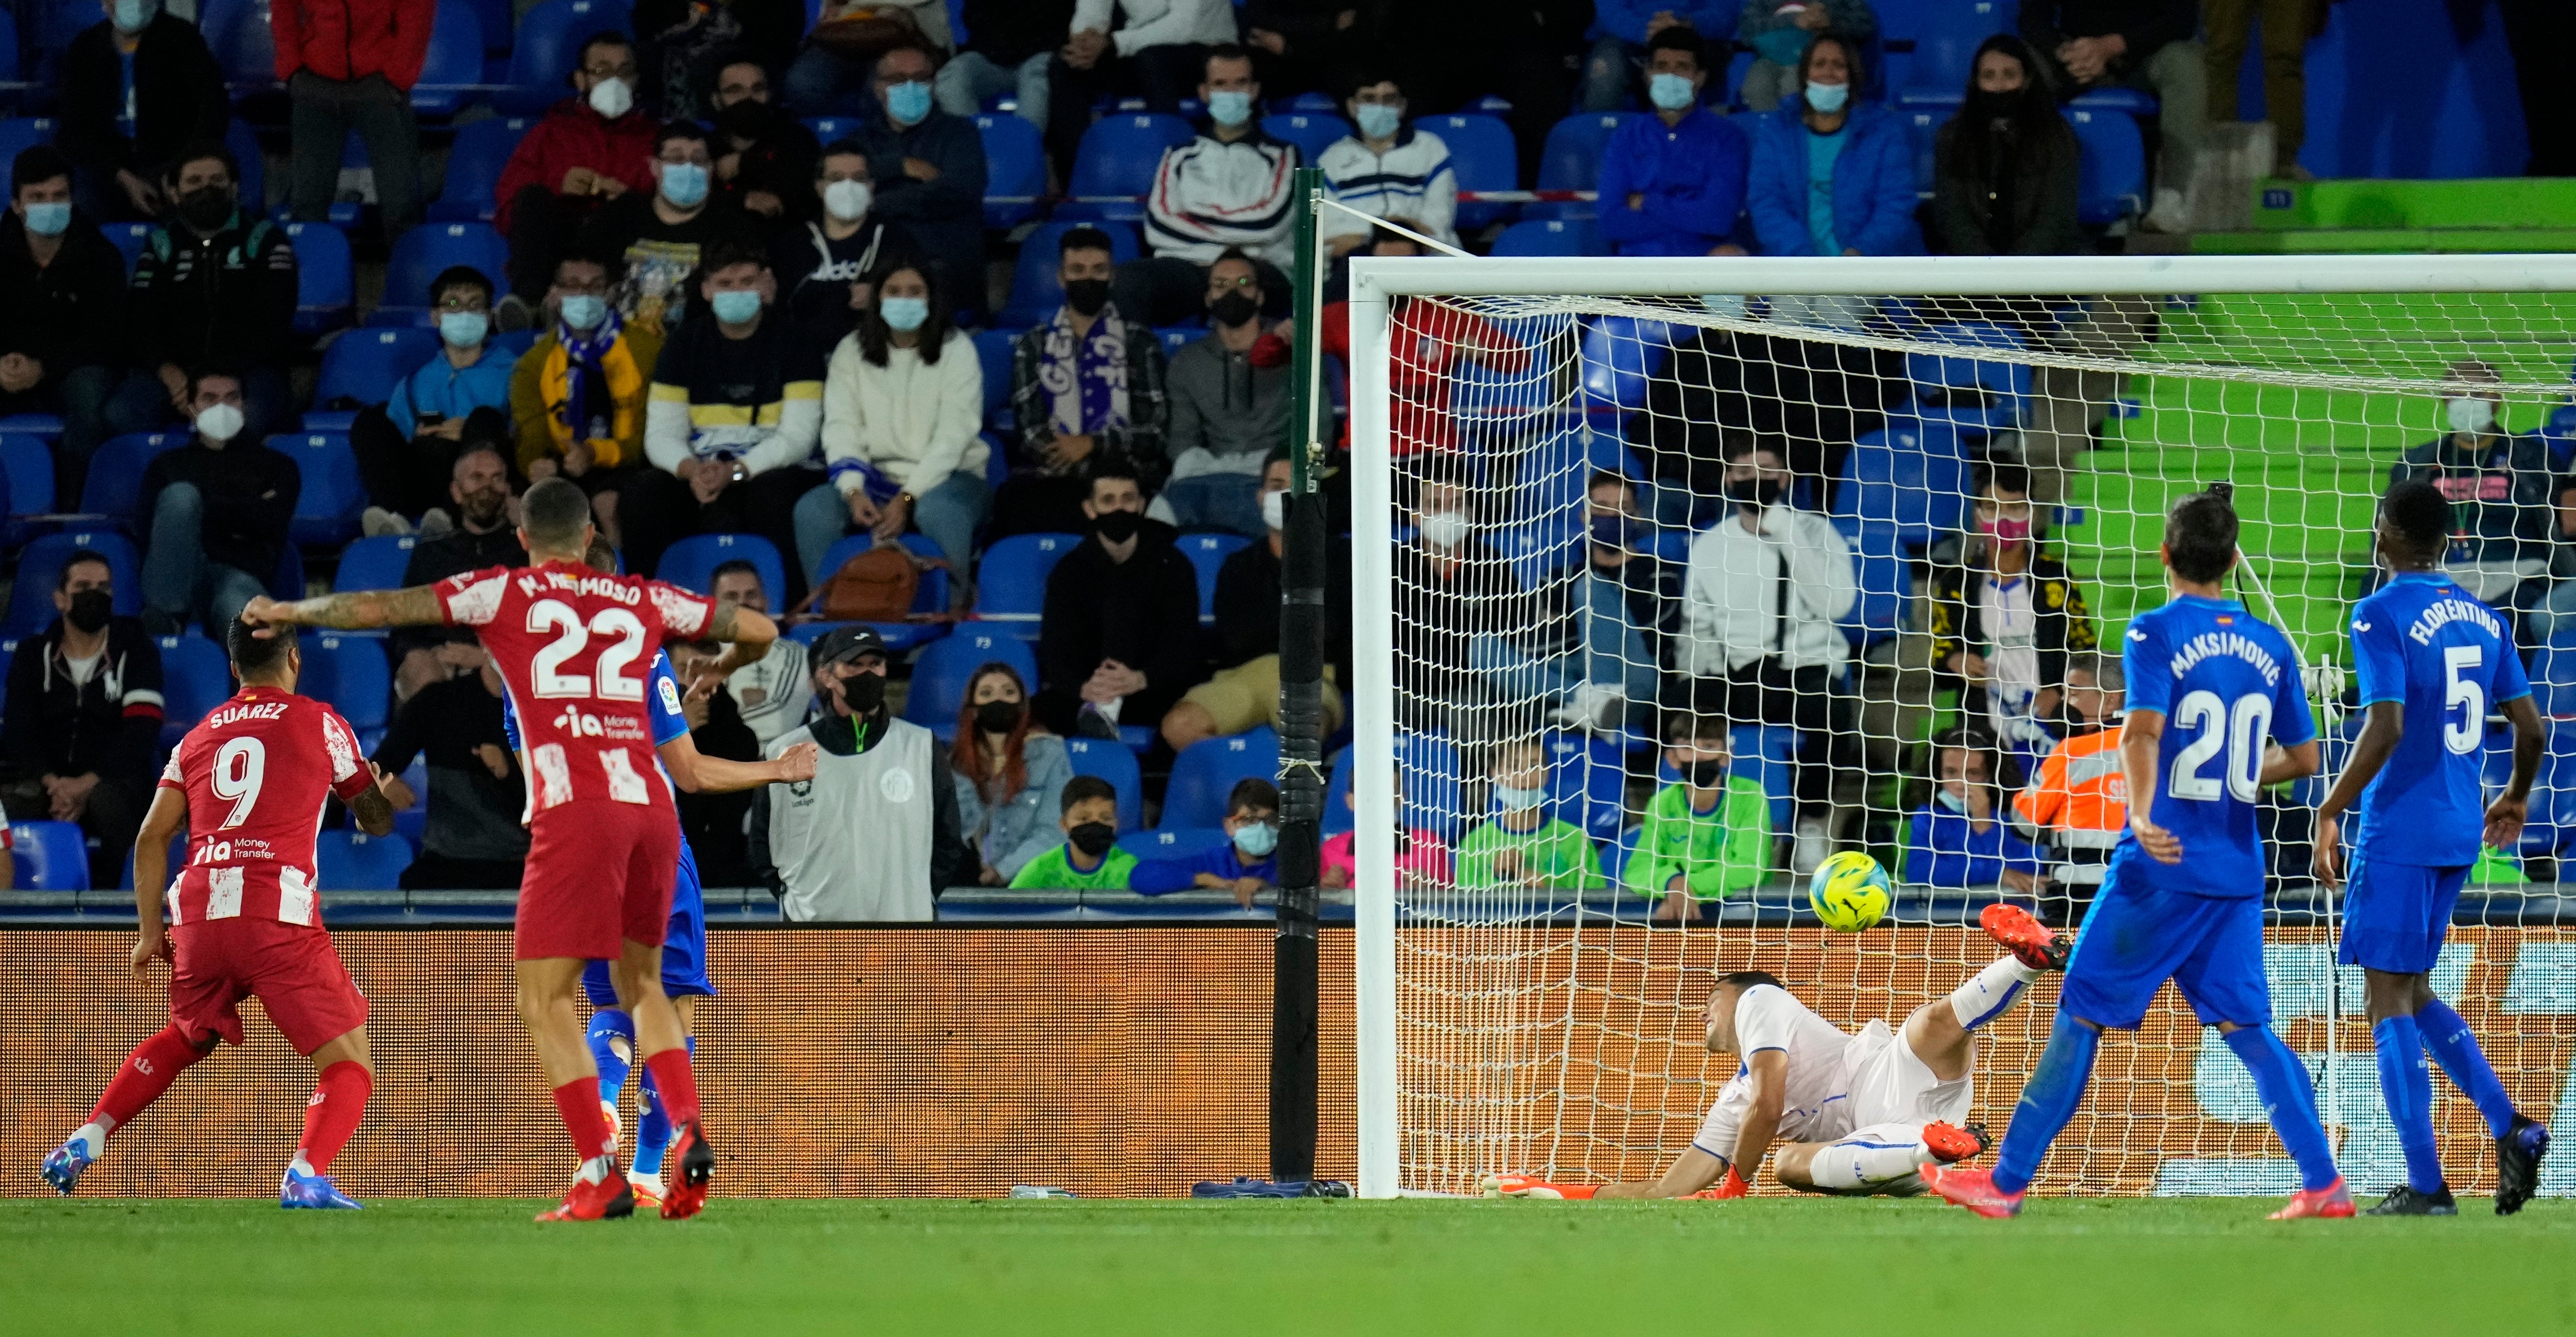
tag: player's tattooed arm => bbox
[129,787,188,978]
[241,585,447,632]
[348,764,399,839]
[699,602,780,682]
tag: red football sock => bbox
[642,1048,701,1127]
[90,1024,204,1133]
[296,1062,372,1175]
[550,1077,612,1163]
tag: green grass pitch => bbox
[9,1197,2576,1335]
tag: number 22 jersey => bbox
[2347,571,2531,868]
[2116,595,2317,898]
[159,687,380,926]
[435,561,715,814]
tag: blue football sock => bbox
[586,1009,635,1108]
[2373,1016,2443,1194]
[2222,1025,2340,1191]
[2415,999,2516,1137]
[1992,1011,2101,1196]
[634,1035,691,1178]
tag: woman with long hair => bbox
[1930,34,2084,256]
[948,661,1075,886]
[795,257,990,608]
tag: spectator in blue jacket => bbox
[1580,2,1732,112]
[1598,29,1750,258]
[352,266,517,534]
[1902,726,2040,891]
[1131,777,1280,904]
[1745,33,1921,259]
[853,42,989,321]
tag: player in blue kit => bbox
[501,575,816,1207]
[2311,481,2551,1217]
[1932,486,2353,1220]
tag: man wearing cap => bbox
[754,626,973,920]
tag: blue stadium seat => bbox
[0,118,54,198]
[198,0,277,97]
[1902,107,1941,194]
[0,12,16,114]
[376,223,510,326]
[1533,113,1634,219]
[335,535,421,592]
[972,326,1020,426]
[1260,113,1349,166]
[155,634,233,746]
[79,432,189,521]
[317,830,414,889]
[1832,419,1969,549]
[1324,744,1355,836]
[101,220,151,275]
[997,220,1143,327]
[1423,114,1517,231]
[409,0,486,118]
[1491,218,1601,257]
[1837,516,1911,643]
[5,531,141,637]
[1490,515,1580,595]
[1894,0,2012,104]
[1060,113,1195,223]
[1578,315,1677,416]
[2532,626,2576,719]
[1397,730,1468,839]
[1164,726,1283,829]
[224,119,268,217]
[1176,531,1250,623]
[975,112,1045,228]
[11,819,89,890]
[308,327,443,428]
[801,115,867,143]
[806,533,951,652]
[2066,106,2147,225]
[2070,88,2159,117]
[275,432,366,546]
[1599,824,1643,886]
[281,220,357,335]
[1062,736,1145,834]
[462,0,515,57]
[0,431,55,526]
[972,532,1081,636]
[1117,827,1228,861]
[657,532,787,606]
[1541,728,1628,845]
[903,628,1039,729]
[431,116,536,221]
[501,0,635,114]
[1274,91,1338,115]
[302,635,392,732]
[1152,326,1201,358]
[1905,322,2030,435]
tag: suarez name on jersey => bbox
[159,688,379,926]
[2349,571,2532,868]
[2116,595,2318,898]
[436,562,715,813]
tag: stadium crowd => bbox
[0,0,2562,920]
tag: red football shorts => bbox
[516,800,683,961]
[168,917,369,1055]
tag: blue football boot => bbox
[41,1137,97,1195]
[280,1166,364,1209]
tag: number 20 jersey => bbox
[2348,571,2531,868]
[2116,595,2317,899]
[158,687,379,926]
[436,561,716,814]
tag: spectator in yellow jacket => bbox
[510,249,661,544]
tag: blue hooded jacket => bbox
[1744,97,1923,258]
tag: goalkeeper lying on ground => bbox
[1483,906,2069,1199]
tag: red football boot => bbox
[2269,1177,2356,1220]
[1921,1121,1993,1165]
[658,1120,716,1220]
[1926,1165,2025,1218]
[535,1165,635,1223]
[1981,903,2072,972]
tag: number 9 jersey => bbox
[158,686,380,926]
[435,562,716,814]
[2347,571,2531,868]
[2118,594,2318,897]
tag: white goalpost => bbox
[1347,254,2576,1201]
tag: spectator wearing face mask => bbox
[709,559,814,745]
[1598,29,1751,258]
[579,120,762,333]
[1929,36,2083,258]
[758,625,973,919]
[1392,467,1530,742]
[1132,777,1282,906]
[1117,45,1301,328]
[1009,775,1136,891]
[1033,467,1204,740]
[1903,726,2041,892]
[1046,0,1240,181]
[772,140,921,339]
[852,42,988,319]
[2391,360,2553,629]
[635,8,804,124]
[1674,437,1855,878]
[1926,462,2097,771]
[387,446,526,700]
[1317,72,1458,257]
[59,0,230,223]
[1471,471,1678,738]
[705,57,822,223]
[1743,33,1920,259]
[1455,740,1605,893]
[949,662,1074,885]
[493,32,660,312]
[1734,0,1877,112]
[1150,249,1282,538]
[0,146,126,509]
[992,226,1170,541]
[781,0,957,115]
[137,370,300,637]
[1579,2,1731,112]
[1627,713,1771,923]
[111,144,298,445]
[273,0,431,242]
[354,266,515,535]
[0,549,165,889]
[1162,450,1350,753]
[512,249,661,529]
[2009,650,2126,926]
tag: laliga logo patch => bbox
[788,777,813,798]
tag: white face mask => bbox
[1259,488,1286,532]
[1417,511,1468,550]
[2446,395,2495,435]
[195,402,245,444]
[588,76,634,119]
[822,178,872,222]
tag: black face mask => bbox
[1063,278,1111,317]
[65,589,112,634]
[1067,822,1117,858]
[1965,87,2021,124]
[1726,478,1785,510]
[176,187,232,232]
[717,97,777,140]
[1092,508,1141,544]
[974,699,1023,734]
[1683,759,1728,787]
[1209,291,1260,327]
[833,669,885,715]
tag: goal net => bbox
[1342,255,2576,1201]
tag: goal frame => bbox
[1345,252,2576,1199]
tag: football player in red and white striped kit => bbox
[239,478,781,1222]
[42,619,401,1207]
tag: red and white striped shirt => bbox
[159,688,376,926]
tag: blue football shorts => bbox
[2339,852,2469,975]
[2056,859,2272,1031]
[582,840,716,1005]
